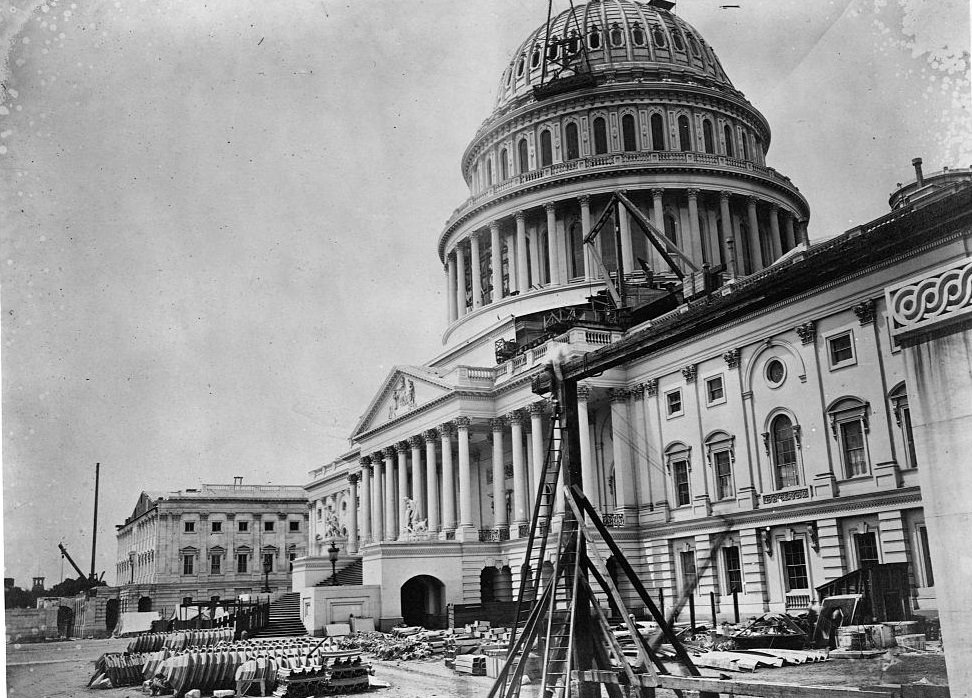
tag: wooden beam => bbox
[572,671,902,697]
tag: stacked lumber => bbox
[692,648,830,673]
[454,655,487,675]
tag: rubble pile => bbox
[731,613,807,650]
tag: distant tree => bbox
[4,586,36,609]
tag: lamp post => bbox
[261,555,272,594]
[328,540,340,586]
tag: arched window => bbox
[702,119,714,154]
[665,443,692,507]
[566,30,580,55]
[672,30,685,51]
[568,220,584,278]
[723,124,734,158]
[516,56,525,77]
[652,25,667,48]
[546,39,559,61]
[706,432,735,501]
[486,158,493,186]
[588,24,602,50]
[539,129,553,167]
[889,384,918,469]
[518,138,530,173]
[621,114,637,152]
[530,44,542,69]
[741,130,750,160]
[631,22,646,46]
[770,414,800,488]
[677,115,691,152]
[565,122,580,161]
[688,35,701,57]
[504,68,512,87]
[829,397,870,479]
[593,117,608,155]
[664,211,678,245]
[471,163,479,192]
[650,113,665,151]
[609,23,624,47]
[500,148,509,180]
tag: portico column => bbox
[528,226,541,286]
[515,211,529,293]
[719,191,737,277]
[577,384,596,499]
[510,410,528,530]
[579,195,594,280]
[382,447,396,540]
[768,204,782,261]
[746,196,763,272]
[651,188,665,271]
[423,430,440,532]
[359,458,372,545]
[455,243,467,317]
[686,189,704,266]
[490,221,503,302]
[409,435,425,519]
[396,441,409,537]
[617,194,634,277]
[783,211,796,250]
[439,424,456,534]
[347,473,359,553]
[470,232,483,309]
[529,402,546,501]
[456,417,474,536]
[545,203,561,285]
[490,418,508,531]
[609,389,637,512]
[446,255,457,323]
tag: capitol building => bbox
[293,0,969,635]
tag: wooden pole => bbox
[90,462,100,580]
[710,591,717,629]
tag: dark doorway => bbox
[105,598,120,632]
[400,575,445,629]
[480,567,498,603]
[57,606,75,638]
[137,596,153,612]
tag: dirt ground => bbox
[4,637,949,697]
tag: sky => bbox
[0,0,968,588]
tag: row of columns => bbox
[444,190,808,322]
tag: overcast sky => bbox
[1,0,968,587]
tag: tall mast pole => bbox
[90,462,100,580]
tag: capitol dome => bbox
[438,0,811,351]
[495,0,734,111]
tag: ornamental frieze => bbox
[885,257,972,338]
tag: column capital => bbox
[469,230,481,242]
[439,422,454,437]
[514,210,526,222]
[576,384,592,401]
[489,220,501,233]
[719,190,732,201]
[408,435,423,449]
[489,417,506,432]
[507,409,525,425]
[681,364,698,383]
[577,194,591,206]
[723,348,741,369]
[686,188,700,199]
[644,378,658,396]
[609,388,629,404]
[528,400,547,416]
[347,472,360,486]
[359,455,372,467]
[423,428,439,443]
[629,384,645,400]
[544,201,557,213]
[382,446,396,459]
[768,202,780,212]
[395,440,410,453]
[795,320,817,345]
[651,188,665,198]
[454,416,471,430]
[747,195,760,207]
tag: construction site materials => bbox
[731,613,808,650]
[454,655,487,675]
[126,627,236,653]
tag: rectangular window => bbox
[917,525,934,587]
[238,521,249,533]
[854,531,879,567]
[210,555,221,575]
[237,554,248,574]
[828,331,855,368]
[184,521,195,533]
[289,521,300,532]
[841,420,868,477]
[673,460,691,506]
[723,546,743,593]
[263,553,274,572]
[264,520,275,532]
[714,450,733,500]
[705,375,725,405]
[679,550,697,592]
[666,389,683,417]
[780,540,809,590]
[182,555,194,575]
[211,521,222,533]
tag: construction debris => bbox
[731,612,808,650]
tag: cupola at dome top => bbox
[496,0,735,111]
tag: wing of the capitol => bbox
[295,0,972,661]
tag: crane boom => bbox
[58,542,88,580]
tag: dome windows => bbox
[566,30,581,56]
[516,55,525,77]
[651,25,667,48]
[592,117,608,155]
[530,44,542,69]
[539,129,553,168]
[565,122,580,161]
[740,130,750,160]
[517,138,530,173]
[688,34,702,57]
[588,23,602,50]
[631,22,646,47]
[677,114,692,152]
[672,29,686,52]
[723,124,734,158]
[546,39,560,61]
[702,119,715,154]
[504,68,512,87]
[500,148,509,180]
[651,113,665,151]
[609,23,625,47]
[621,113,638,152]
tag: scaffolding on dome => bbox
[532,0,597,101]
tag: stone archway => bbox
[400,575,445,629]
[105,598,120,632]
[56,606,75,638]
[137,596,153,612]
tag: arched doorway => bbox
[105,598,120,632]
[400,575,445,629]
[137,596,153,612]
[57,606,75,638]
[480,567,498,603]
